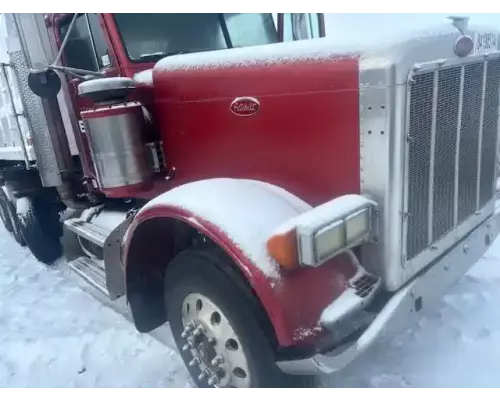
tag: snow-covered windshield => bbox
[113,13,279,63]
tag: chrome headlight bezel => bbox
[296,195,378,267]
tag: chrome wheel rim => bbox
[181,293,251,388]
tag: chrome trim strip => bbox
[453,66,465,226]
[476,61,488,210]
[427,70,439,245]
[400,71,412,266]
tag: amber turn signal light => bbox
[266,228,300,270]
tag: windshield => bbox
[113,13,279,63]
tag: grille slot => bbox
[432,67,461,241]
[457,63,483,224]
[406,73,434,260]
[405,58,500,262]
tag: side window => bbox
[282,14,294,41]
[59,14,111,72]
[223,14,278,48]
[307,14,321,38]
[87,14,112,69]
[282,13,322,41]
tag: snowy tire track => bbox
[0,225,189,388]
[1,223,500,387]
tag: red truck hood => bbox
[137,39,361,206]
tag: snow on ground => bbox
[1,220,500,387]
[325,245,500,388]
[0,224,190,388]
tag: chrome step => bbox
[319,265,382,331]
[68,256,108,296]
[64,218,109,247]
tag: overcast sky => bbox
[2,13,500,62]
[323,13,500,42]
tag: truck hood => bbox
[132,16,500,93]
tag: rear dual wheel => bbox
[0,190,62,263]
[0,187,25,246]
[0,189,13,233]
[16,196,62,264]
[166,249,317,388]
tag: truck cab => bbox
[1,13,500,388]
[45,13,325,184]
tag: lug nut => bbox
[193,325,205,336]
[211,355,224,367]
[181,321,196,338]
[182,342,193,352]
[188,357,200,367]
[181,328,192,338]
[181,322,196,338]
[198,369,208,381]
[207,375,219,386]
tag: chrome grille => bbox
[480,59,500,208]
[405,58,500,261]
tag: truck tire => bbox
[6,201,25,246]
[0,188,25,246]
[17,196,62,264]
[165,248,317,388]
[0,188,13,233]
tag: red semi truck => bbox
[0,13,499,388]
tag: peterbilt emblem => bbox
[230,97,260,117]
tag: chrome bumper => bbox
[277,215,498,375]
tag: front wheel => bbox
[165,248,317,388]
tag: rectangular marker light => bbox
[345,208,371,245]
[314,220,346,263]
[294,196,377,267]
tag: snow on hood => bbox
[134,15,500,94]
[140,14,500,81]
[133,69,153,86]
[156,19,499,73]
[156,38,358,72]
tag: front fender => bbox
[124,178,357,347]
